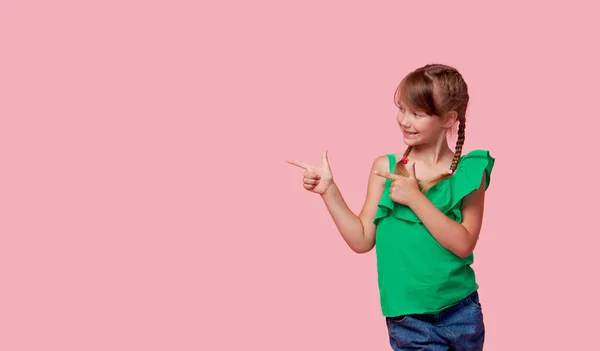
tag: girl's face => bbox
[396,101,446,146]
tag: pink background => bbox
[1,1,598,350]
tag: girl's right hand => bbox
[287,150,334,196]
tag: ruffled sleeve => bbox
[373,149,495,225]
[447,149,495,209]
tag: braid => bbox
[394,146,413,176]
[450,119,466,172]
[402,146,412,161]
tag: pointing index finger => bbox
[374,170,401,180]
[286,159,311,170]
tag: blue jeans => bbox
[385,291,485,351]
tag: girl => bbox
[287,63,494,351]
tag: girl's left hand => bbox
[374,163,422,206]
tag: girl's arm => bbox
[320,155,388,253]
[407,173,487,258]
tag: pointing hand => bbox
[374,162,421,206]
[287,150,334,196]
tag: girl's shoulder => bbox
[455,149,495,191]
[371,153,396,173]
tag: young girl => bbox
[287,63,494,351]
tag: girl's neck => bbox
[409,139,454,165]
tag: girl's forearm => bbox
[408,193,476,258]
[320,183,370,253]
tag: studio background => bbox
[1,1,597,350]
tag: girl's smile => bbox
[402,129,419,137]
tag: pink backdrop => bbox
[1,1,598,350]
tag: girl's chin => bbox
[402,136,421,144]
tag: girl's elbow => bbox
[455,241,477,258]
[352,242,375,254]
[454,230,479,258]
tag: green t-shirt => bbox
[373,149,495,317]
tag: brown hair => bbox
[393,63,469,193]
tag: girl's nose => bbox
[398,113,410,127]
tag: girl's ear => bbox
[443,111,458,129]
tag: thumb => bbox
[409,162,417,179]
[322,150,330,169]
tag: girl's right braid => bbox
[449,118,466,174]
